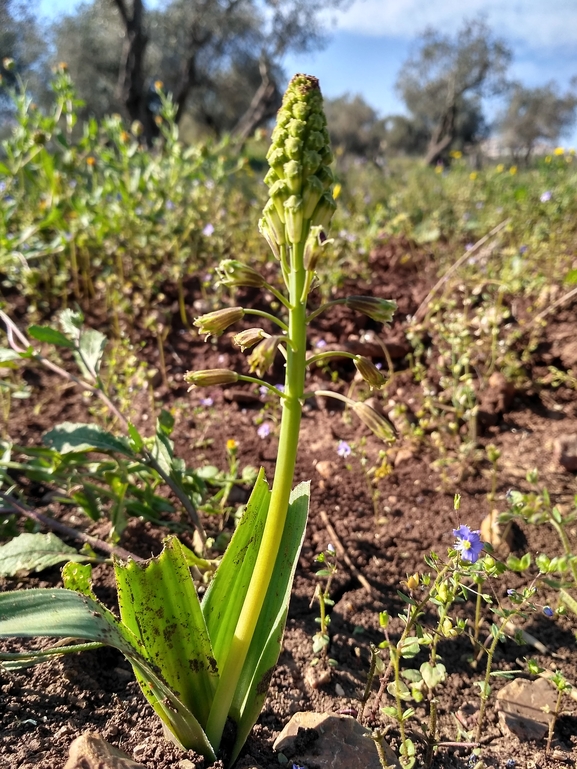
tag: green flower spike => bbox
[262,74,336,254]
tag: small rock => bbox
[305,667,331,690]
[177,761,197,769]
[64,732,146,769]
[480,510,514,552]
[496,678,557,741]
[554,434,577,471]
[394,448,414,468]
[273,712,401,769]
[315,460,336,479]
[335,683,345,697]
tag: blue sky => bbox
[39,0,577,144]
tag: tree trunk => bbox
[114,0,157,144]
[231,60,281,143]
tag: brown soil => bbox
[1,238,576,769]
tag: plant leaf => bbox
[114,537,219,728]
[77,328,107,376]
[43,422,134,457]
[230,480,310,764]
[0,533,89,576]
[420,661,447,690]
[0,586,216,760]
[28,325,76,348]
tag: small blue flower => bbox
[506,588,515,596]
[202,223,215,237]
[519,245,528,254]
[505,760,516,769]
[166,200,175,210]
[315,339,327,349]
[257,422,272,439]
[540,191,552,202]
[275,383,285,392]
[200,397,213,407]
[452,525,484,563]
[465,242,475,251]
[337,440,351,458]
[259,385,268,396]
[543,606,554,618]
[327,543,335,554]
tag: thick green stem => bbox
[205,242,307,749]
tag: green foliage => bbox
[0,474,310,763]
[0,532,91,576]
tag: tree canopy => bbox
[396,18,511,164]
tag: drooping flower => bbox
[452,525,484,563]
[337,440,351,458]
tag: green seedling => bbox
[311,544,337,656]
[0,75,395,765]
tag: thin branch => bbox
[0,492,144,562]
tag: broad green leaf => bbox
[152,431,173,475]
[420,661,447,689]
[202,469,271,668]
[128,422,144,451]
[114,537,218,728]
[59,308,83,338]
[0,586,215,759]
[77,328,107,376]
[387,679,412,701]
[0,533,89,577]
[43,422,134,457]
[28,325,75,348]
[230,480,310,764]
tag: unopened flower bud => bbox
[354,356,386,389]
[258,217,280,260]
[233,328,266,352]
[266,146,288,176]
[311,193,337,231]
[303,150,322,177]
[304,226,329,271]
[486,444,501,463]
[285,136,303,160]
[269,179,289,222]
[303,175,324,219]
[2,58,15,71]
[437,582,450,603]
[216,259,264,288]
[346,296,397,324]
[263,199,286,246]
[131,120,144,137]
[263,168,278,187]
[193,306,244,340]
[406,573,419,591]
[248,335,282,378]
[284,160,303,194]
[441,617,455,637]
[284,195,304,244]
[352,401,395,442]
[184,369,239,387]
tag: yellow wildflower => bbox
[496,163,504,173]
[86,156,96,166]
[509,165,517,175]
[332,182,342,200]
[554,146,564,155]
[154,80,163,90]
[469,171,477,180]
[450,150,462,159]
[226,439,237,451]
[435,164,443,173]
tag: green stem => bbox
[244,308,289,332]
[205,240,307,749]
[306,298,346,323]
[307,351,357,367]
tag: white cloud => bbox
[334,0,577,48]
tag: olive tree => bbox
[396,18,511,165]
